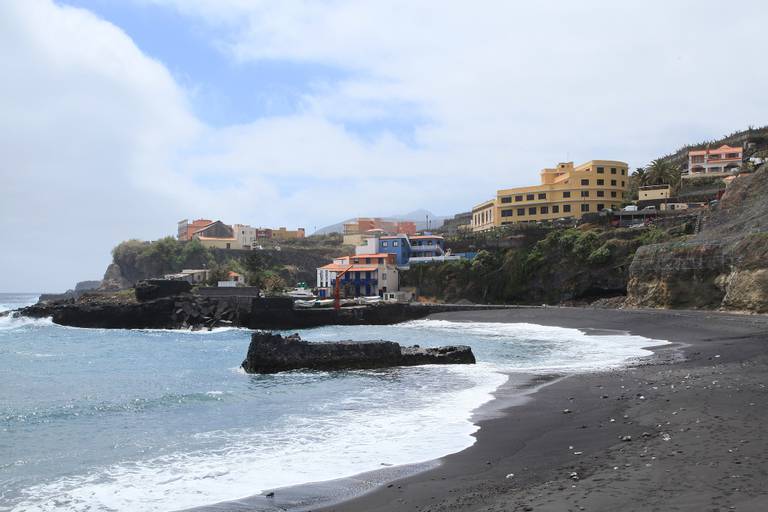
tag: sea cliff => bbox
[626,165,768,311]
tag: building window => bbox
[501,196,512,204]
[597,190,605,197]
[611,191,617,198]
[526,194,534,201]
[563,191,571,198]
[597,167,604,173]
[563,204,571,213]
[528,207,537,215]
[597,179,604,186]
[581,190,589,197]
[621,168,626,175]
[611,179,617,186]
[517,208,525,216]
[611,168,617,174]
[552,205,559,213]
[581,179,589,186]
[538,193,546,200]
[581,204,590,212]
[381,272,387,281]
[382,241,388,247]
[515,195,523,202]
[393,241,399,247]
[597,204,605,211]
[365,258,371,264]
[540,206,549,214]
[501,209,513,217]
[621,181,625,187]
[379,258,384,264]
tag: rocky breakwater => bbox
[241,331,476,373]
[627,164,768,312]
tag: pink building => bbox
[687,145,743,178]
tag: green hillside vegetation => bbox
[110,237,345,290]
[402,224,688,304]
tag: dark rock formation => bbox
[627,165,768,312]
[16,292,510,330]
[135,279,192,302]
[241,331,475,373]
[100,262,132,291]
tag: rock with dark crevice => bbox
[241,331,476,373]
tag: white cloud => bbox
[0,0,200,291]
[2,0,767,291]
[153,0,768,176]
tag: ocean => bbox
[0,293,666,511]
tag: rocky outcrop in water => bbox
[16,293,508,330]
[627,165,768,312]
[134,279,192,301]
[241,331,476,373]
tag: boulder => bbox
[241,331,475,373]
[135,279,192,302]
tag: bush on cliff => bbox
[401,226,673,305]
[112,237,215,284]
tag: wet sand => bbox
[317,307,768,512]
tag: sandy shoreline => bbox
[311,307,768,512]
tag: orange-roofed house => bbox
[177,218,214,241]
[686,145,743,178]
[316,253,399,298]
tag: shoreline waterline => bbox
[184,321,671,512]
[1,297,671,512]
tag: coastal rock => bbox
[626,164,768,312]
[241,331,475,373]
[16,292,507,330]
[99,263,132,291]
[135,279,192,302]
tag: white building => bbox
[163,269,210,284]
[233,224,258,249]
[316,253,399,298]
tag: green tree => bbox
[631,167,649,186]
[645,159,681,188]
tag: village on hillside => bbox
[152,128,767,306]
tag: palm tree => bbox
[631,167,649,187]
[645,159,681,187]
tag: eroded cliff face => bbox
[627,166,768,312]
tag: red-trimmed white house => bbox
[316,253,399,298]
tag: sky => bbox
[1,0,767,292]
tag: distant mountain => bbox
[312,210,449,235]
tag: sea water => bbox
[0,293,666,511]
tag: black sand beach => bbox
[316,307,768,512]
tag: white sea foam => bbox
[8,320,667,512]
[11,363,505,512]
[397,319,668,373]
[0,314,53,331]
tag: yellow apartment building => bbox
[471,199,496,232]
[472,160,630,231]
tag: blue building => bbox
[377,235,412,265]
[356,234,456,267]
